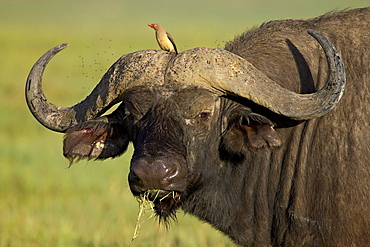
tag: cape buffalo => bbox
[26,8,369,246]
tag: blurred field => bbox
[0,0,368,246]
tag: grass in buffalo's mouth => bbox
[130,190,156,245]
[130,190,181,245]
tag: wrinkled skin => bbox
[27,8,369,246]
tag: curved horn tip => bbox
[60,42,69,47]
[56,43,69,51]
[307,29,319,36]
[307,30,331,46]
[45,43,69,55]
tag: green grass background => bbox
[0,0,368,246]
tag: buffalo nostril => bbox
[129,158,179,190]
[151,160,177,180]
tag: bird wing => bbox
[166,31,178,53]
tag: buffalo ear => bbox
[241,122,282,149]
[63,118,129,166]
[222,112,282,154]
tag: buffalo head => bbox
[25,30,345,222]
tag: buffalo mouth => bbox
[137,190,183,224]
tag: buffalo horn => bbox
[25,45,173,132]
[167,30,345,120]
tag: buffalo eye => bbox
[198,112,211,120]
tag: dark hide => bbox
[63,8,370,246]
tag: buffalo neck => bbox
[181,117,324,246]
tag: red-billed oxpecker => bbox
[148,23,178,54]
